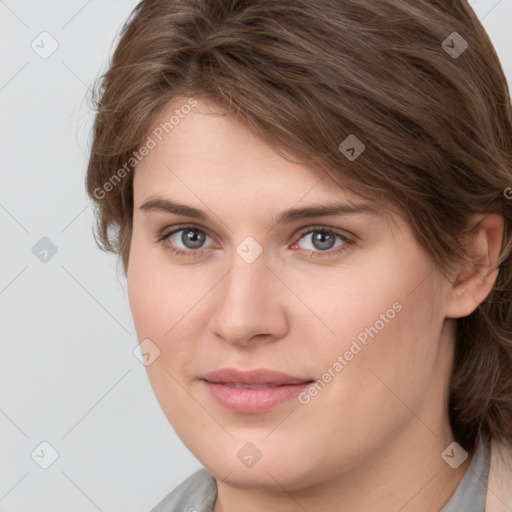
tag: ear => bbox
[445,213,504,319]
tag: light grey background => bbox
[0,1,511,511]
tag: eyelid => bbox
[157,223,356,241]
[294,224,357,241]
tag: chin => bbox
[193,436,324,492]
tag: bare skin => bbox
[127,98,503,512]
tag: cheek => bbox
[127,249,205,433]
[327,283,443,426]
[127,233,207,340]
[127,235,214,396]
[297,248,445,412]
[284,249,429,351]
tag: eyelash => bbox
[154,224,355,260]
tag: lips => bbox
[200,368,314,413]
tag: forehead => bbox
[134,98,363,207]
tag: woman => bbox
[86,1,512,510]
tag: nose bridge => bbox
[209,250,287,345]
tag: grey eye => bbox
[299,230,342,251]
[168,228,209,250]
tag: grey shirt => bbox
[151,442,489,512]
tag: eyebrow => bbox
[138,196,380,225]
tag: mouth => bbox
[200,368,315,413]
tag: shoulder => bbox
[150,468,217,512]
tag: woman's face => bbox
[127,99,456,491]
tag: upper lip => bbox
[201,368,312,386]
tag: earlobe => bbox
[445,214,504,319]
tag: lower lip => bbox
[202,381,313,413]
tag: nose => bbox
[208,252,289,348]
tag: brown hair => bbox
[86,0,512,450]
